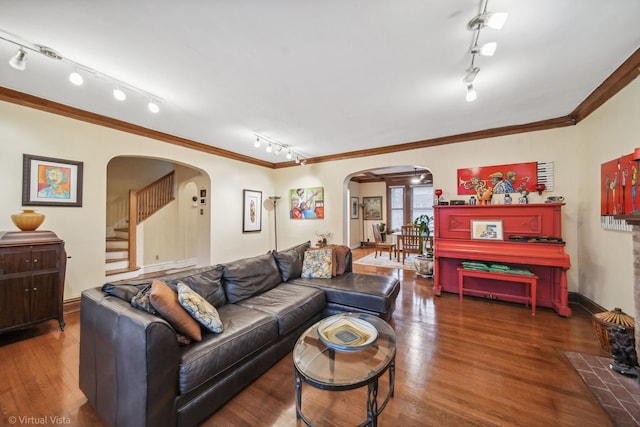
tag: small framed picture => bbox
[22,154,84,207]
[351,197,359,219]
[243,189,262,232]
[470,220,503,240]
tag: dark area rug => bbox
[565,351,640,426]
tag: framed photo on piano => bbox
[470,220,503,241]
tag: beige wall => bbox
[0,101,276,300]
[1,77,639,310]
[576,77,640,314]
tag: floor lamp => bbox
[268,196,281,251]
[360,203,365,247]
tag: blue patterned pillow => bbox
[301,249,333,279]
[177,282,223,333]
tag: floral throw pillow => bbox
[301,248,333,279]
[177,282,224,333]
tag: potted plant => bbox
[379,222,386,241]
[413,214,434,277]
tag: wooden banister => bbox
[126,171,175,270]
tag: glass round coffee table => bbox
[293,312,396,427]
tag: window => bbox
[389,186,404,231]
[387,184,434,230]
[411,186,433,222]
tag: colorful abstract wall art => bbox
[289,187,324,219]
[457,162,537,196]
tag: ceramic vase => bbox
[11,209,46,231]
[414,255,434,278]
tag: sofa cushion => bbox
[290,272,400,316]
[104,265,227,308]
[301,248,334,279]
[162,265,227,308]
[131,284,158,315]
[150,280,202,341]
[177,283,224,333]
[178,304,278,394]
[334,245,350,275]
[222,253,283,303]
[101,283,145,302]
[272,241,311,281]
[236,284,326,335]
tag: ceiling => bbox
[1,1,639,168]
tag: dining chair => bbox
[399,224,422,264]
[372,224,396,260]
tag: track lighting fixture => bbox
[1,28,162,113]
[463,67,480,84]
[462,1,507,102]
[9,47,26,70]
[470,42,497,57]
[147,100,160,114]
[113,87,126,101]
[253,132,307,166]
[411,168,421,184]
[69,70,84,86]
[468,12,508,30]
[466,84,477,102]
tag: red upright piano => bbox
[434,203,571,316]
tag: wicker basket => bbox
[592,307,635,354]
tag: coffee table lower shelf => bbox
[294,351,395,427]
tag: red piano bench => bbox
[457,268,538,315]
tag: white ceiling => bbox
[1,1,639,165]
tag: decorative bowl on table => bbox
[317,316,378,351]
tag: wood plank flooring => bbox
[0,248,613,426]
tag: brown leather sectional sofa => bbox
[79,241,399,427]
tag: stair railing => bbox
[127,171,175,269]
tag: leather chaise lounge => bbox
[79,241,400,427]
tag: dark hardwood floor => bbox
[0,248,612,426]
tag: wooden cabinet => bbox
[0,231,67,333]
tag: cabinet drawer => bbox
[0,248,31,275]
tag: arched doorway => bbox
[105,156,211,280]
[343,166,433,248]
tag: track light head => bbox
[147,100,160,113]
[9,48,27,71]
[467,12,508,30]
[300,159,307,166]
[113,87,126,101]
[463,67,480,84]
[471,42,497,57]
[266,143,272,153]
[254,137,261,148]
[69,70,84,85]
[286,150,292,160]
[466,84,477,102]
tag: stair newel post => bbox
[128,189,138,269]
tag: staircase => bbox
[105,228,135,278]
[105,171,175,280]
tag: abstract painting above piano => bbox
[433,203,572,317]
[457,161,554,197]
